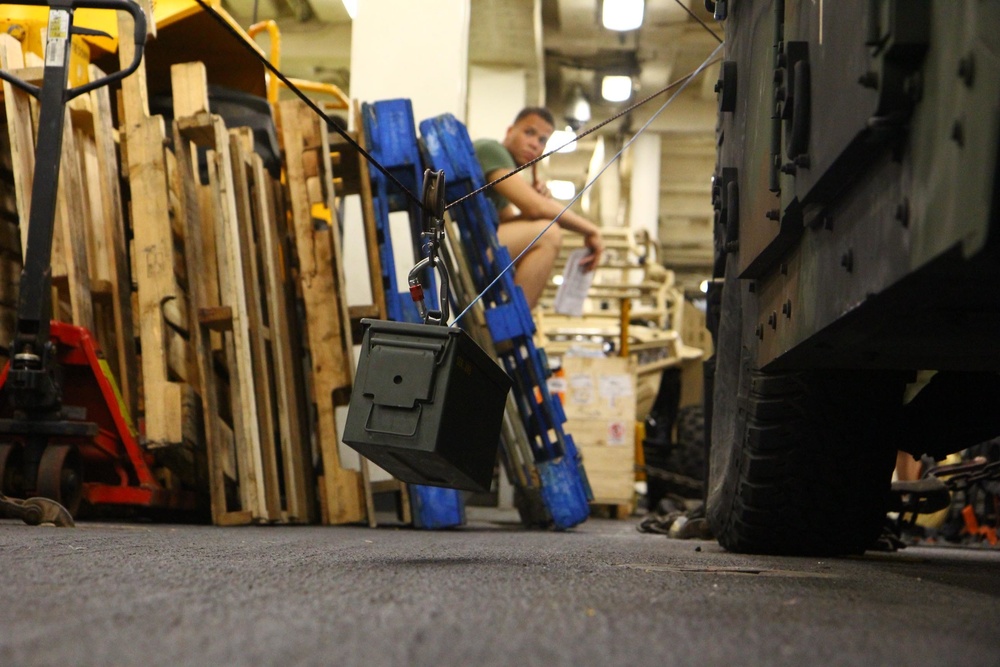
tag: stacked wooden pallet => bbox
[0,12,400,526]
[1,35,138,423]
[277,98,369,525]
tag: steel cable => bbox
[185,0,723,323]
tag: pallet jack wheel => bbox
[36,445,83,517]
[0,444,25,496]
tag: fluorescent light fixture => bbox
[602,0,644,31]
[549,127,577,153]
[566,84,591,126]
[602,75,633,102]
[342,0,357,19]
[548,180,576,200]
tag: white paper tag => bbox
[598,373,633,408]
[45,10,70,67]
[607,420,627,446]
[568,373,595,405]
[553,248,596,316]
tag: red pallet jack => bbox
[0,0,196,525]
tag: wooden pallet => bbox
[338,101,415,527]
[330,102,387,340]
[589,501,636,520]
[81,63,140,418]
[1,35,138,415]
[116,14,197,450]
[1,5,408,526]
[172,62,296,525]
[278,98,368,525]
[229,125,314,523]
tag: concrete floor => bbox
[0,509,998,666]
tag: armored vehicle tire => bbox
[706,257,906,556]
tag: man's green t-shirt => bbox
[473,138,516,214]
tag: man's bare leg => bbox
[497,219,562,308]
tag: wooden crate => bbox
[561,355,637,508]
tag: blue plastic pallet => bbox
[419,113,592,529]
[361,99,464,529]
[361,99,438,324]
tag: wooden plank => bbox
[116,1,187,448]
[279,98,364,525]
[170,61,269,522]
[228,127,281,521]
[198,305,233,330]
[176,115,218,148]
[172,113,231,525]
[318,115,378,525]
[171,63,210,118]
[53,107,95,332]
[75,119,118,359]
[250,144,312,522]
[83,66,139,416]
[204,123,268,522]
[0,35,34,258]
[116,1,156,129]
[350,101,388,321]
[195,173,223,351]
[262,176,316,522]
[122,116,185,446]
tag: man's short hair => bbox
[514,106,555,127]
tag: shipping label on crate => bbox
[562,356,636,420]
[598,374,633,410]
[606,420,628,446]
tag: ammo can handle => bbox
[369,336,446,356]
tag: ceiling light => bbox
[548,180,577,200]
[549,127,577,153]
[565,84,591,129]
[342,0,357,19]
[601,75,633,102]
[602,0,644,31]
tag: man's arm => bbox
[486,167,605,270]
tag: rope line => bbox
[673,0,724,44]
[185,1,722,327]
[451,42,725,325]
[191,0,719,217]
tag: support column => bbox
[628,132,661,241]
[350,0,471,121]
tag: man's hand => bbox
[578,231,604,272]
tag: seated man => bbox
[474,107,604,308]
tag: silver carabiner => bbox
[408,169,451,325]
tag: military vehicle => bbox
[704,0,1000,555]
